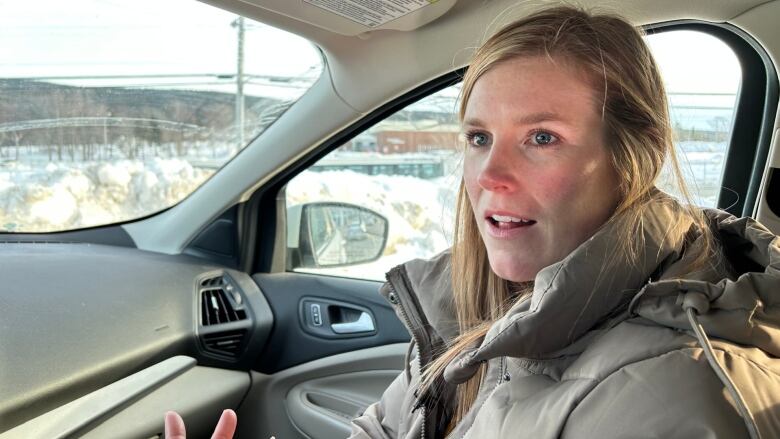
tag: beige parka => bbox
[349,201,780,439]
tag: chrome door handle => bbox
[330,311,375,334]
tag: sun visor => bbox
[240,0,459,36]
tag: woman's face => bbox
[463,56,620,282]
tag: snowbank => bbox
[0,158,213,232]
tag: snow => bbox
[97,162,133,187]
[0,157,213,232]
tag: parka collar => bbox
[394,197,693,373]
[461,198,693,369]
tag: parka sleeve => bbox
[347,364,411,439]
[560,349,757,438]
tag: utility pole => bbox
[233,16,245,148]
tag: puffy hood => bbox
[395,199,780,384]
[631,210,780,357]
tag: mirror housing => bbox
[287,202,388,269]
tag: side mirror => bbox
[287,202,388,269]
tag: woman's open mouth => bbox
[488,214,536,227]
[485,213,536,238]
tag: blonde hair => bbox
[420,5,715,428]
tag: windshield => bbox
[0,0,322,233]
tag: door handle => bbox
[300,298,376,338]
[330,311,375,334]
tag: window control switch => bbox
[311,303,322,326]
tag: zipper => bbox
[496,356,507,385]
[385,265,436,439]
[386,265,510,439]
[455,357,507,439]
[421,406,427,439]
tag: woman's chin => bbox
[488,257,538,283]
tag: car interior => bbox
[1,0,779,438]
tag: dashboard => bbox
[0,242,273,433]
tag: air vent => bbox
[201,276,223,287]
[200,275,247,326]
[202,330,247,358]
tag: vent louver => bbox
[200,275,247,326]
[198,274,251,360]
[202,329,247,358]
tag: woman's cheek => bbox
[462,162,481,201]
[529,167,579,208]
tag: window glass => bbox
[646,30,741,207]
[287,29,741,282]
[287,86,461,281]
[0,0,322,232]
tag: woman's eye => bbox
[531,131,557,146]
[469,132,490,147]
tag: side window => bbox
[286,29,742,282]
[646,30,741,207]
[286,85,461,281]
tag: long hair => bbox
[420,5,716,428]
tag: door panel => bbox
[237,343,407,439]
[244,251,410,438]
[287,370,402,438]
[252,272,410,373]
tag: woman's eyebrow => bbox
[462,112,567,128]
[513,111,567,125]
[461,117,486,127]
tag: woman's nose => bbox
[476,145,521,192]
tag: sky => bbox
[0,0,323,99]
[0,0,741,101]
[646,30,741,95]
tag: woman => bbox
[168,5,780,439]
[348,5,780,439]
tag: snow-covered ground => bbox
[0,157,213,232]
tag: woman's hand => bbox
[164,409,237,439]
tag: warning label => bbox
[304,0,436,28]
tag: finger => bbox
[211,409,238,439]
[165,411,186,439]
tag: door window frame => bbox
[645,21,779,217]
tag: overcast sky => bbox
[0,0,323,99]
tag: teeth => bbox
[491,214,531,223]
